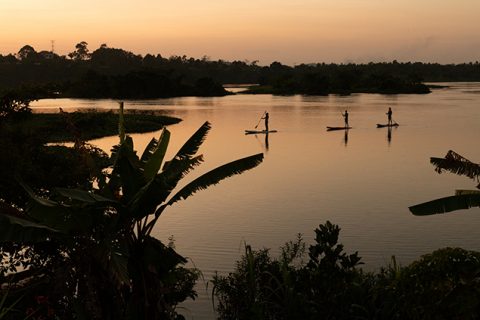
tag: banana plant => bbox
[0,102,264,319]
[409,150,480,216]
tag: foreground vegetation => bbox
[2,91,480,319]
[0,99,263,319]
[213,221,480,319]
[0,94,181,206]
[214,152,480,319]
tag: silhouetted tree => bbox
[17,45,37,61]
[90,46,142,69]
[68,41,90,60]
[0,54,17,64]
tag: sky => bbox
[1,0,479,65]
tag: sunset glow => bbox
[1,0,479,64]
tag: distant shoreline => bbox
[239,83,431,95]
[3,46,479,98]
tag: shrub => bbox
[213,222,480,320]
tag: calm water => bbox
[32,83,480,319]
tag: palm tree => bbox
[0,102,263,319]
[409,150,480,216]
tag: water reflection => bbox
[326,128,350,147]
[376,125,397,145]
[248,133,271,153]
[30,84,480,320]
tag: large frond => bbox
[0,194,61,242]
[128,156,204,218]
[20,182,107,234]
[167,153,263,206]
[162,155,204,185]
[456,189,480,196]
[54,187,118,205]
[109,136,145,201]
[409,193,480,216]
[431,150,480,181]
[140,137,159,164]
[0,213,61,242]
[142,129,170,180]
[93,238,130,288]
[170,121,211,162]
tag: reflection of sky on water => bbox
[32,83,480,319]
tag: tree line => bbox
[1,42,480,98]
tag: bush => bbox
[213,222,480,320]
[0,92,31,120]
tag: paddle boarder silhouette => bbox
[386,107,393,125]
[262,112,269,131]
[342,110,349,127]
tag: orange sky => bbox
[1,0,479,65]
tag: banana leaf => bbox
[93,238,130,287]
[0,214,60,242]
[409,193,480,216]
[431,150,480,180]
[167,153,263,206]
[142,129,170,180]
[110,136,145,201]
[128,156,203,219]
[22,185,108,233]
[54,188,118,204]
[455,190,480,196]
[169,121,210,163]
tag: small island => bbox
[26,110,181,143]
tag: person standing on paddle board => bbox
[342,110,349,127]
[261,112,270,132]
[386,107,393,125]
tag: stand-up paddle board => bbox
[245,130,278,134]
[326,126,352,131]
[376,123,399,128]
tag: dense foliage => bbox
[245,62,430,94]
[0,94,180,206]
[213,221,480,319]
[2,43,480,98]
[0,44,231,99]
[0,95,110,206]
[0,102,263,319]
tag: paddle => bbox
[254,111,266,129]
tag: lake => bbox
[31,82,480,319]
